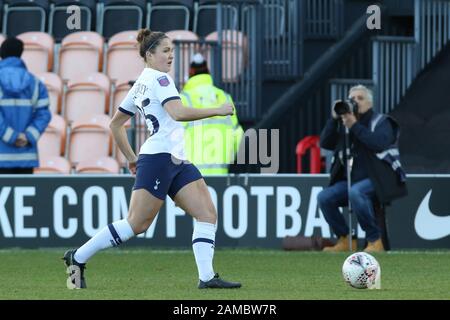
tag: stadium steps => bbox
[390,42,450,173]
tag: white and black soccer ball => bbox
[342,252,380,289]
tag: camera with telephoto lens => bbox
[333,99,359,116]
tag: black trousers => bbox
[0,168,34,174]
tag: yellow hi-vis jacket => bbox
[180,74,244,175]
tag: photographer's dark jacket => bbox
[320,109,407,204]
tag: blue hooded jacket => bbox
[0,57,51,168]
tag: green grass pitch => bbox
[0,249,449,300]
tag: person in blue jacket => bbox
[318,85,407,253]
[0,37,51,173]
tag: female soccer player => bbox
[63,28,241,290]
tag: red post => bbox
[296,135,321,173]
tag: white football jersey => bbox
[119,68,186,159]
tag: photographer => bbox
[318,85,407,252]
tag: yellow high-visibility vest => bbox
[180,74,244,175]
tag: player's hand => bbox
[217,103,234,116]
[128,160,137,175]
[15,133,28,147]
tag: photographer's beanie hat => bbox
[0,37,24,59]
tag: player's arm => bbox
[110,110,138,164]
[164,99,234,121]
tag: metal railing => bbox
[171,40,221,89]
[171,1,263,123]
[262,0,302,79]
[329,38,415,116]
[126,1,262,157]
[372,36,417,114]
[415,0,450,70]
[261,0,344,79]
[205,1,262,122]
[334,0,450,114]
[254,14,373,173]
[305,0,344,39]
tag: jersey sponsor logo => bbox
[157,76,170,87]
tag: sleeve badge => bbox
[157,75,170,87]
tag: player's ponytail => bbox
[137,28,167,61]
[137,28,151,44]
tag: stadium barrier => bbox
[0,174,449,249]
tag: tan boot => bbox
[323,236,357,252]
[364,238,385,253]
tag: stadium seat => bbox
[38,113,67,157]
[68,114,112,165]
[205,30,248,83]
[114,112,147,167]
[110,79,142,168]
[3,0,49,37]
[34,156,71,174]
[99,0,146,40]
[58,31,104,81]
[166,30,199,87]
[193,0,238,38]
[263,1,286,39]
[17,31,54,74]
[75,156,119,174]
[48,0,96,42]
[37,72,63,114]
[111,79,132,116]
[147,0,193,32]
[64,72,111,123]
[106,31,144,83]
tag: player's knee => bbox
[127,216,152,234]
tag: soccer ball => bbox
[342,252,381,289]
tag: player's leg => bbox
[74,189,164,263]
[64,154,167,289]
[172,178,217,283]
[63,189,163,289]
[169,164,241,289]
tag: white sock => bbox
[74,219,135,263]
[192,221,216,282]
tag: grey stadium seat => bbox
[2,0,49,37]
[99,0,146,40]
[193,0,238,38]
[147,0,193,32]
[48,0,96,42]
